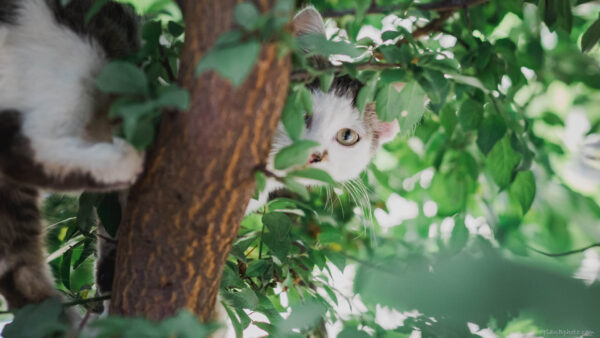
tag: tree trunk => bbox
[109,0,290,321]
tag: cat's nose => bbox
[308,150,328,164]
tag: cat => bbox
[247,7,399,212]
[95,9,400,336]
[0,0,143,311]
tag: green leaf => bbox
[84,0,109,24]
[167,21,184,37]
[383,81,426,133]
[430,172,471,216]
[299,86,313,115]
[156,86,190,111]
[196,39,261,87]
[129,119,156,150]
[379,68,406,84]
[326,251,346,271]
[254,171,267,197]
[379,44,412,64]
[158,310,217,338]
[96,61,149,96]
[356,77,377,113]
[245,260,270,277]
[262,213,292,261]
[486,136,522,190]
[375,83,401,122]
[60,249,72,290]
[449,216,469,252]
[262,213,291,238]
[339,327,371,338]
[281,91,304,142]
[319,72,335,92]
[509,171,536,215]
[581,18,600,53]
[73,237,95,270]
[76,193,100,235]
[278,301,327,333]
[355,0,371,20]
[458,99,483,131]
[477,114,507,155]
[440,103,458,135]
[97,193,122,238]
[3,298,67,338]
[234,2,260,31]
[222,288,260,310]
[288,168,335,185]
[283,177,310,200]
[297,34,364,58]
[274,140,320,170]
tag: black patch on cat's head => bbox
[307,75,364,105]
[47,0,140,59]
[0,0,20,24]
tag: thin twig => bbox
[404,10,455,43]
[290,62,403,82]
[255,164,285,183]
[97,233,118,244]
[321,0,488,17]
[78,309,92,332]
[529,243,600,257]
[63,295,111,307]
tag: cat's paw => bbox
[97,137,145,189]
[13,264,56,303]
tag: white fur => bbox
[0,0,143,187]
[247,91,392,213]
[0,259,11,277]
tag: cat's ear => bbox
[365,104,400,144]
[293,7,326,37]
[376,119,400,144]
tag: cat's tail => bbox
[0,180,57,309]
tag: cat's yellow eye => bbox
[336,128,360,146]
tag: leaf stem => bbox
[529,243,600,257]
[320,0,488,18]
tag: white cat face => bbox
[265,6,400,184]
[303,91,378,181]
[269,88,399,183]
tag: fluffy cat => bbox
[0,0,142,310]
[247,7,399,212]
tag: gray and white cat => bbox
[0,0,399,321]
[0,0,142,309]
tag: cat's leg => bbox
[95,190,128,315]
[0,110,144,192]
[0,182,57,309]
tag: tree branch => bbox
[529,243,600,257]
[291,0,488,84]
[405,9,455,42]
[320,0,488,18]
[290,62,404,82]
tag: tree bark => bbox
[109,0,290,321]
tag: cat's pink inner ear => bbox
[293,7,326,36]
[377,119,400,144]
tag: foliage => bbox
[3,0,600,337]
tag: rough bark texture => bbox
[109,0,290,320]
